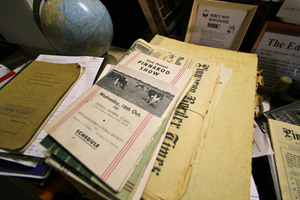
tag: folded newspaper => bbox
[43,50,193,192]
[124,38,221,200]
[147,35,257,200]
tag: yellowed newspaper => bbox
[268,119,300,200]
[124,38,221,199]
[144,35,258,200]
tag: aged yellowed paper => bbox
[145,35,257,200]
[268,119,300,200]
[125,38,221,200]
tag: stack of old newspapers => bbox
[41,35,258,200]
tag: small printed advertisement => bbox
[190,5,247,49]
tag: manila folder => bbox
[0,61,81,151]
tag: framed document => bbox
[184,0,257,50]
[251,21,300,92]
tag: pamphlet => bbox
[44,51,193,191]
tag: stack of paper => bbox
[38,37,222,199]
[0,55,104,185]
[40,50,195,199]
[5,35,257,200]
[143,35,258,200]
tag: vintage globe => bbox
[40,0,113,56]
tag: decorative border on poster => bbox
[184,0,257,51]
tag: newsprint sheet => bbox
[147,35,257,200]
[268,119,300,200]
[124,39,221,199]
